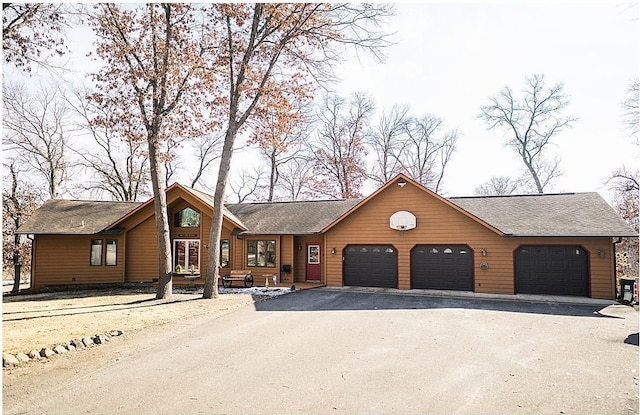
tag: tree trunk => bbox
[268,149,276,202]
[203,127,237,299]
[11,233,21,294]
[522,152,544,193]
[148,138,173,299]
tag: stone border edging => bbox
[3,330,124,368]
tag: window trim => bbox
[246,239,276,268]
[174,207,201,228]
[105,239,118,266]
[173,239,201,273]
[220,239,230,269]
[90,239,103,266]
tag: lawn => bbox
[2,286,289,355]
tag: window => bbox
[247,240,275,267]
[174,207,200,228]
[90,240,103,266]
[173,239,200,273]
[220,239,230,268]
[106,240,117,266]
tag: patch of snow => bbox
[173,286,291,298]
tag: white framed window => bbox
[173,239,200,273]
[308,245,320,264]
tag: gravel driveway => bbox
[3,288,638,415]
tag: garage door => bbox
[343,245,397,288]
[515,246,589,297]
[411,245,474,291]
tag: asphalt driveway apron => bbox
[3,288,638,415]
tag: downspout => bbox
[613,237,622,300]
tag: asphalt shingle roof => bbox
[17,199,142,235]
[17,188,636,238]
[449,192,637,237]
[226,199,361,235]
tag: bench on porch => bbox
[220,270,254,288]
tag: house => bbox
[17,174,636,299]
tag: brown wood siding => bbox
[125,216,159,282]
[280,235,294,284]
[324,183,616,299]
[31,234,125,289]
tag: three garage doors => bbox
[343,244,590,297]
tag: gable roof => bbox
[17,199,142,235]
[226,199,361,235]
[176,184,246,230]
[450,192,637,237]
[322,174,504,235]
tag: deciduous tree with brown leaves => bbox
[89,4,211,299]
[2,3,70,73]
[201,4,394,299]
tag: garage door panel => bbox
[344,245,397,288]
[411,245,473,291]
[515,246,588,297]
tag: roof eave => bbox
[505,233,639,238]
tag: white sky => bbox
[331,2,640,199]
[4,2,639,203]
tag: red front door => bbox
[306,244,321,281]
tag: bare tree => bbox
[162,138,185,189]
[2,82,70,198]
[2,3,70,73]
[608,168,639,279]
[368,104,410,186]
[474,176,523,196]
[608,78,640,280]
[622,78,639,144]
[65,86,150,202]
[479,74,577,194]
[398,114,458,193]
[189,133,224,189]
[2,162,42,293]
[201,4,394,299]
[310,91,375,199]
[227,166,267,203]
[90,4,211,299]
[251,103,310,201]
[277,155,325,201]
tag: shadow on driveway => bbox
[256,288,621,318]
[624,332,639,346]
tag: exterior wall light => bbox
[331,248,336,254]
[481,248,487,256]
[598,249,605,258]
[397,180,407,187]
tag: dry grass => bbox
[2,286,273,354]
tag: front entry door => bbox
[306,244,321,281]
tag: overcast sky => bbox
[332,2,639,199]
[4,3,639,202]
